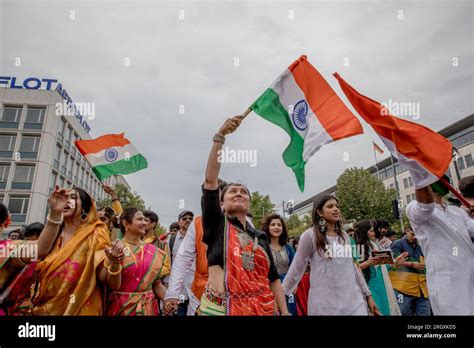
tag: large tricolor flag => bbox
[251,55,363,191]
[75,133,148,180]
[334,73,452,188]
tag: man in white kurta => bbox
[406,179,474,315]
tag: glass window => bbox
[58,176,65,188]
[8,195,29,223]
[64,126,72,147]
[19,135,40,159]
[411,193,416,201]
[0,164,10,189]
[0,135,16,151]
[24,108,46,129]
[0,164,10,182]
[0,106,21,129]
[406,195,412,204]
[50,172,57,189]
[403,178,409,189]
[58,118,66,142]
[465,154,473,168]
[13,165,35,182]
[408,177,413,187]
[54,144,61,169]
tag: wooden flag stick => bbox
[242,108,252,118]
[439,177,471,208]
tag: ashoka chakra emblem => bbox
[292,100,308,131]
[105,148,119,162]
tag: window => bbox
[403,178,409,189]
[58,176,65,188]
[408,177,413,187]
[12,165,35,189]
[24,107,46,129]
[53,144,61,170]
[74,161,80,183]
[411,193,416,201]
[61,150,67,175]
[64,126,72,148]
[80,167,85,187]
[0,164,10,189]
[8,195,29,223]
[67,156,73,179]
[0,135,16,158]
[49,172,57,194]
[0,106,21,128]
[465,154,473,168]
[58,118,66,142]
[457,157,466,170]
[406,195,412,203]
[19,135,40,159]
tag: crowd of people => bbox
[0,115,473,316]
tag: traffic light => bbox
[392,199,400,220]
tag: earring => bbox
[80,210,88,222]
[319,218,327,233]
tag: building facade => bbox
[292,114,474,218]
[0,85,131,238]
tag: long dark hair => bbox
[73,186,92,216]
[312,194,344,256]
[120,207,141,235]
[354,219,375,282]
[262,213,288,246]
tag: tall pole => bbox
[373,146,380,180]
[390,154,404,230]
[282,200,286,219]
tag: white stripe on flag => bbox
[85,143,140,167]
[380,135,439,188]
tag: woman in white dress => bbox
[282,194,379,315]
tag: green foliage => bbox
[286,214,312,237]
[250,191,276,229]
[97,183,146,211]
[335,167,397,224]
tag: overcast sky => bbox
[1,0,473,227]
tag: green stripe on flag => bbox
[251,88,306,191]
[92,154,148,180]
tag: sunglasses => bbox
[181,216,193,222]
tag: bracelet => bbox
[107,264,122,276]
[212,133,225,144]
[47,214,63,225]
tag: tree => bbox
[286,213,312,237]
[250,191,276,229]
[335,167,397,224]
[97,183,146,211]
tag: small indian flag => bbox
[251,55,363,191]
[75,133,148,180]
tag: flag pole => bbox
[373,144,380,180]
[390,154,404,230]
[241,108,252,118]
[440,177,471,208]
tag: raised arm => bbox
[204,115,245,190]
[37,186,68,259]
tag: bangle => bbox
[212,133,225,144]
[47,214,63,225]
[107,264,122,276]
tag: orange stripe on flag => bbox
[289,55,363,141]
[75,133,130,155]
[334,73,452,179]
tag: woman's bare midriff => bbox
[207,265,226,293]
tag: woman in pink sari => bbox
[105,207,169,316]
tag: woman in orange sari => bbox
[199,115,289,316]
[29,186,113,315]
[105,207,168,316]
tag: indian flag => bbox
[75,133,148,180]
[251,55,363,191]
